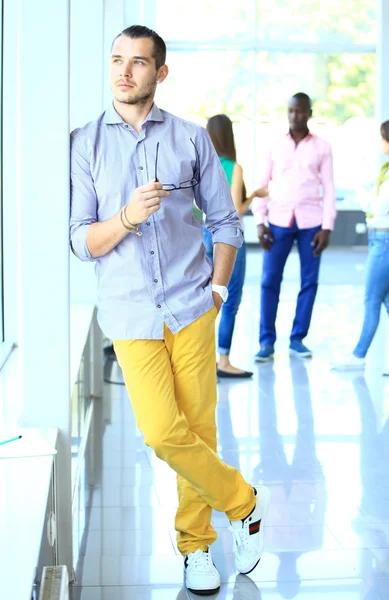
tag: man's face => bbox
[381,136,389,156]
[288,98,312,131]
[110,36,160,106]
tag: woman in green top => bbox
[203,114,267,377]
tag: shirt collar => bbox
[287,129,313,141]
[143,103,164,124]
[102,102,164,126]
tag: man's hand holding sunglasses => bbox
[126,179,170,226]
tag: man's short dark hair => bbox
[112,25,166,70]
[381,120,389,143]
[291,92,312,109]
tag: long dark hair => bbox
[206,114,237,162]
[207,114,247,200]
[381,120,389,143]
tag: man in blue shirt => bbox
[70,25,270,596]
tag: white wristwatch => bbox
[212,284,229,303]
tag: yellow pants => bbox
[114,306,255,555]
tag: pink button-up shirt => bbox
[252,131,336,230]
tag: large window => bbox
[157,0,376,45]
[156,0,377,200]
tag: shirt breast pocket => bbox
[159,159,197,191]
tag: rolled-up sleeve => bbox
[195,128,243,249]
[70,130,97,261]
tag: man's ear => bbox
[157,64,169,84]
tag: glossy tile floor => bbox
[71,247,389,600]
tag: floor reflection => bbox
[218,359,327,599]
[352,376,389,599]
[71,249,389,599]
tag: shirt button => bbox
[150,250,154,255]
[154,279,158,283]
[146,222,150,226]
[139,166,143,170]
[157,304,161,309]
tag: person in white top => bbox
[332,120,389,371]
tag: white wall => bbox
[15,0,72,570]
[3,0,19,344]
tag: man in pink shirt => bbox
[252,93,336,361]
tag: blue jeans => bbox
[203,225,246,354]
[260,222,321,346]
[353,230,389,358]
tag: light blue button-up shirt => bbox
[70,103,243,340]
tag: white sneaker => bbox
[184,548,220,595]
[330,353,365,371]
[229,486,271,575]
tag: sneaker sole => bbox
[239,558,261,576]
[187,586,221,596]
[254,355,274,363]
[238,486,271,575]
[289,349,312,358]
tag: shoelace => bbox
[188,549,213,571]
[229,522,251,551]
